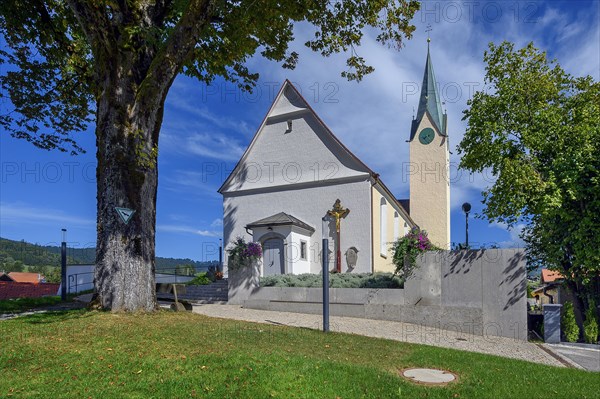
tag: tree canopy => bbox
[1,0,419,154]
[458,42,600,307]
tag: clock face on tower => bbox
[418,128,435,145]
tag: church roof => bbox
[409,44,447,140]
[246,212,315,233]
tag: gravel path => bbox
[192,304,564,367]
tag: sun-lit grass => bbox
[0,310,598,398]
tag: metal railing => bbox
[67,271,94,294]
[66,267,211,292]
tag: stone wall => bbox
[229,249,528,340]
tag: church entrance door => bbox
[263,238,285,276]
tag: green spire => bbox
[410,41,447,140]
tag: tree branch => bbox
[66,0,116,60]
[139,0,215,105]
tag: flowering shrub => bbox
[227,237,262,270]
[243,242,262,258]
[391,227,439,278]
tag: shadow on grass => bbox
[20,309,95,325]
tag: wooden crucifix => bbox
[327,199,350,273]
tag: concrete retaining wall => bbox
[229,249,527,340]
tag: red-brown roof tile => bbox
[541,269,564,283]
[7,272,45,284]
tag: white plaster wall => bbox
[288,230,311,274]
[220,86,371,194]
[223,179,373,274]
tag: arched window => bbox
[380,198,387,256]
[393,211,399,241]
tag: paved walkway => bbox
[544,343,600,372]
[192,304,564,367]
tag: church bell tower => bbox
[408,39,451,249]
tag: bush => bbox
[562,302,580,342]
[260,273,403,289]
[583,301,599,344]
[186,272,211,286]
[391,227,440,279]
[227,237,262,271]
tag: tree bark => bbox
[92,56,164,312]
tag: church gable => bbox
[219,81,372,194]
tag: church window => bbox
[380,198,387,256]
[300,241,307,260]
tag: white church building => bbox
[219,45,450,276]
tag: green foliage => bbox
[260,272,403,289]
[458,41,600,308]
[583,301,599,344]
[186,272,212,286]
[226,238,261,271]
[561,302,580,343]
[391,228,440,278]
[1,0,420,153]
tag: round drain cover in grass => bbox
[402,368,456,385]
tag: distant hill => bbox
[0,237,217,273]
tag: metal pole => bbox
[465,212,469,248]
[322,237,330,332]
[322,217,330,332]
[61,229,67,300]
[219,239,223,272]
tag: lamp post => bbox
[61,228,67,300]
[461,202,471,249]
[218,239,223,272]
[321,216,332,332]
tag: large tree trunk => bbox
[92,68,163,312]
[66,0,214,312]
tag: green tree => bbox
[458,42,600,317]
[562,302,580,343]
[0,1,419,311]
[583,301,598,344]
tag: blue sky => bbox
[1,0,599,261]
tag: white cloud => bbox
[490,221,526,248]
[161,131,245,162]
[162,170,222,199]
[157,224,221,238]
[0,202,95,227]
[210,218,223,228]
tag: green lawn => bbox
[0,310,598,398]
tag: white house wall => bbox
[223,178,373,275]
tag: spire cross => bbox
[425,24,432,47]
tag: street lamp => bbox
[321,216,332,332]
[461,202,471,249]
[218,239,223,272]
[61,228,67,300]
